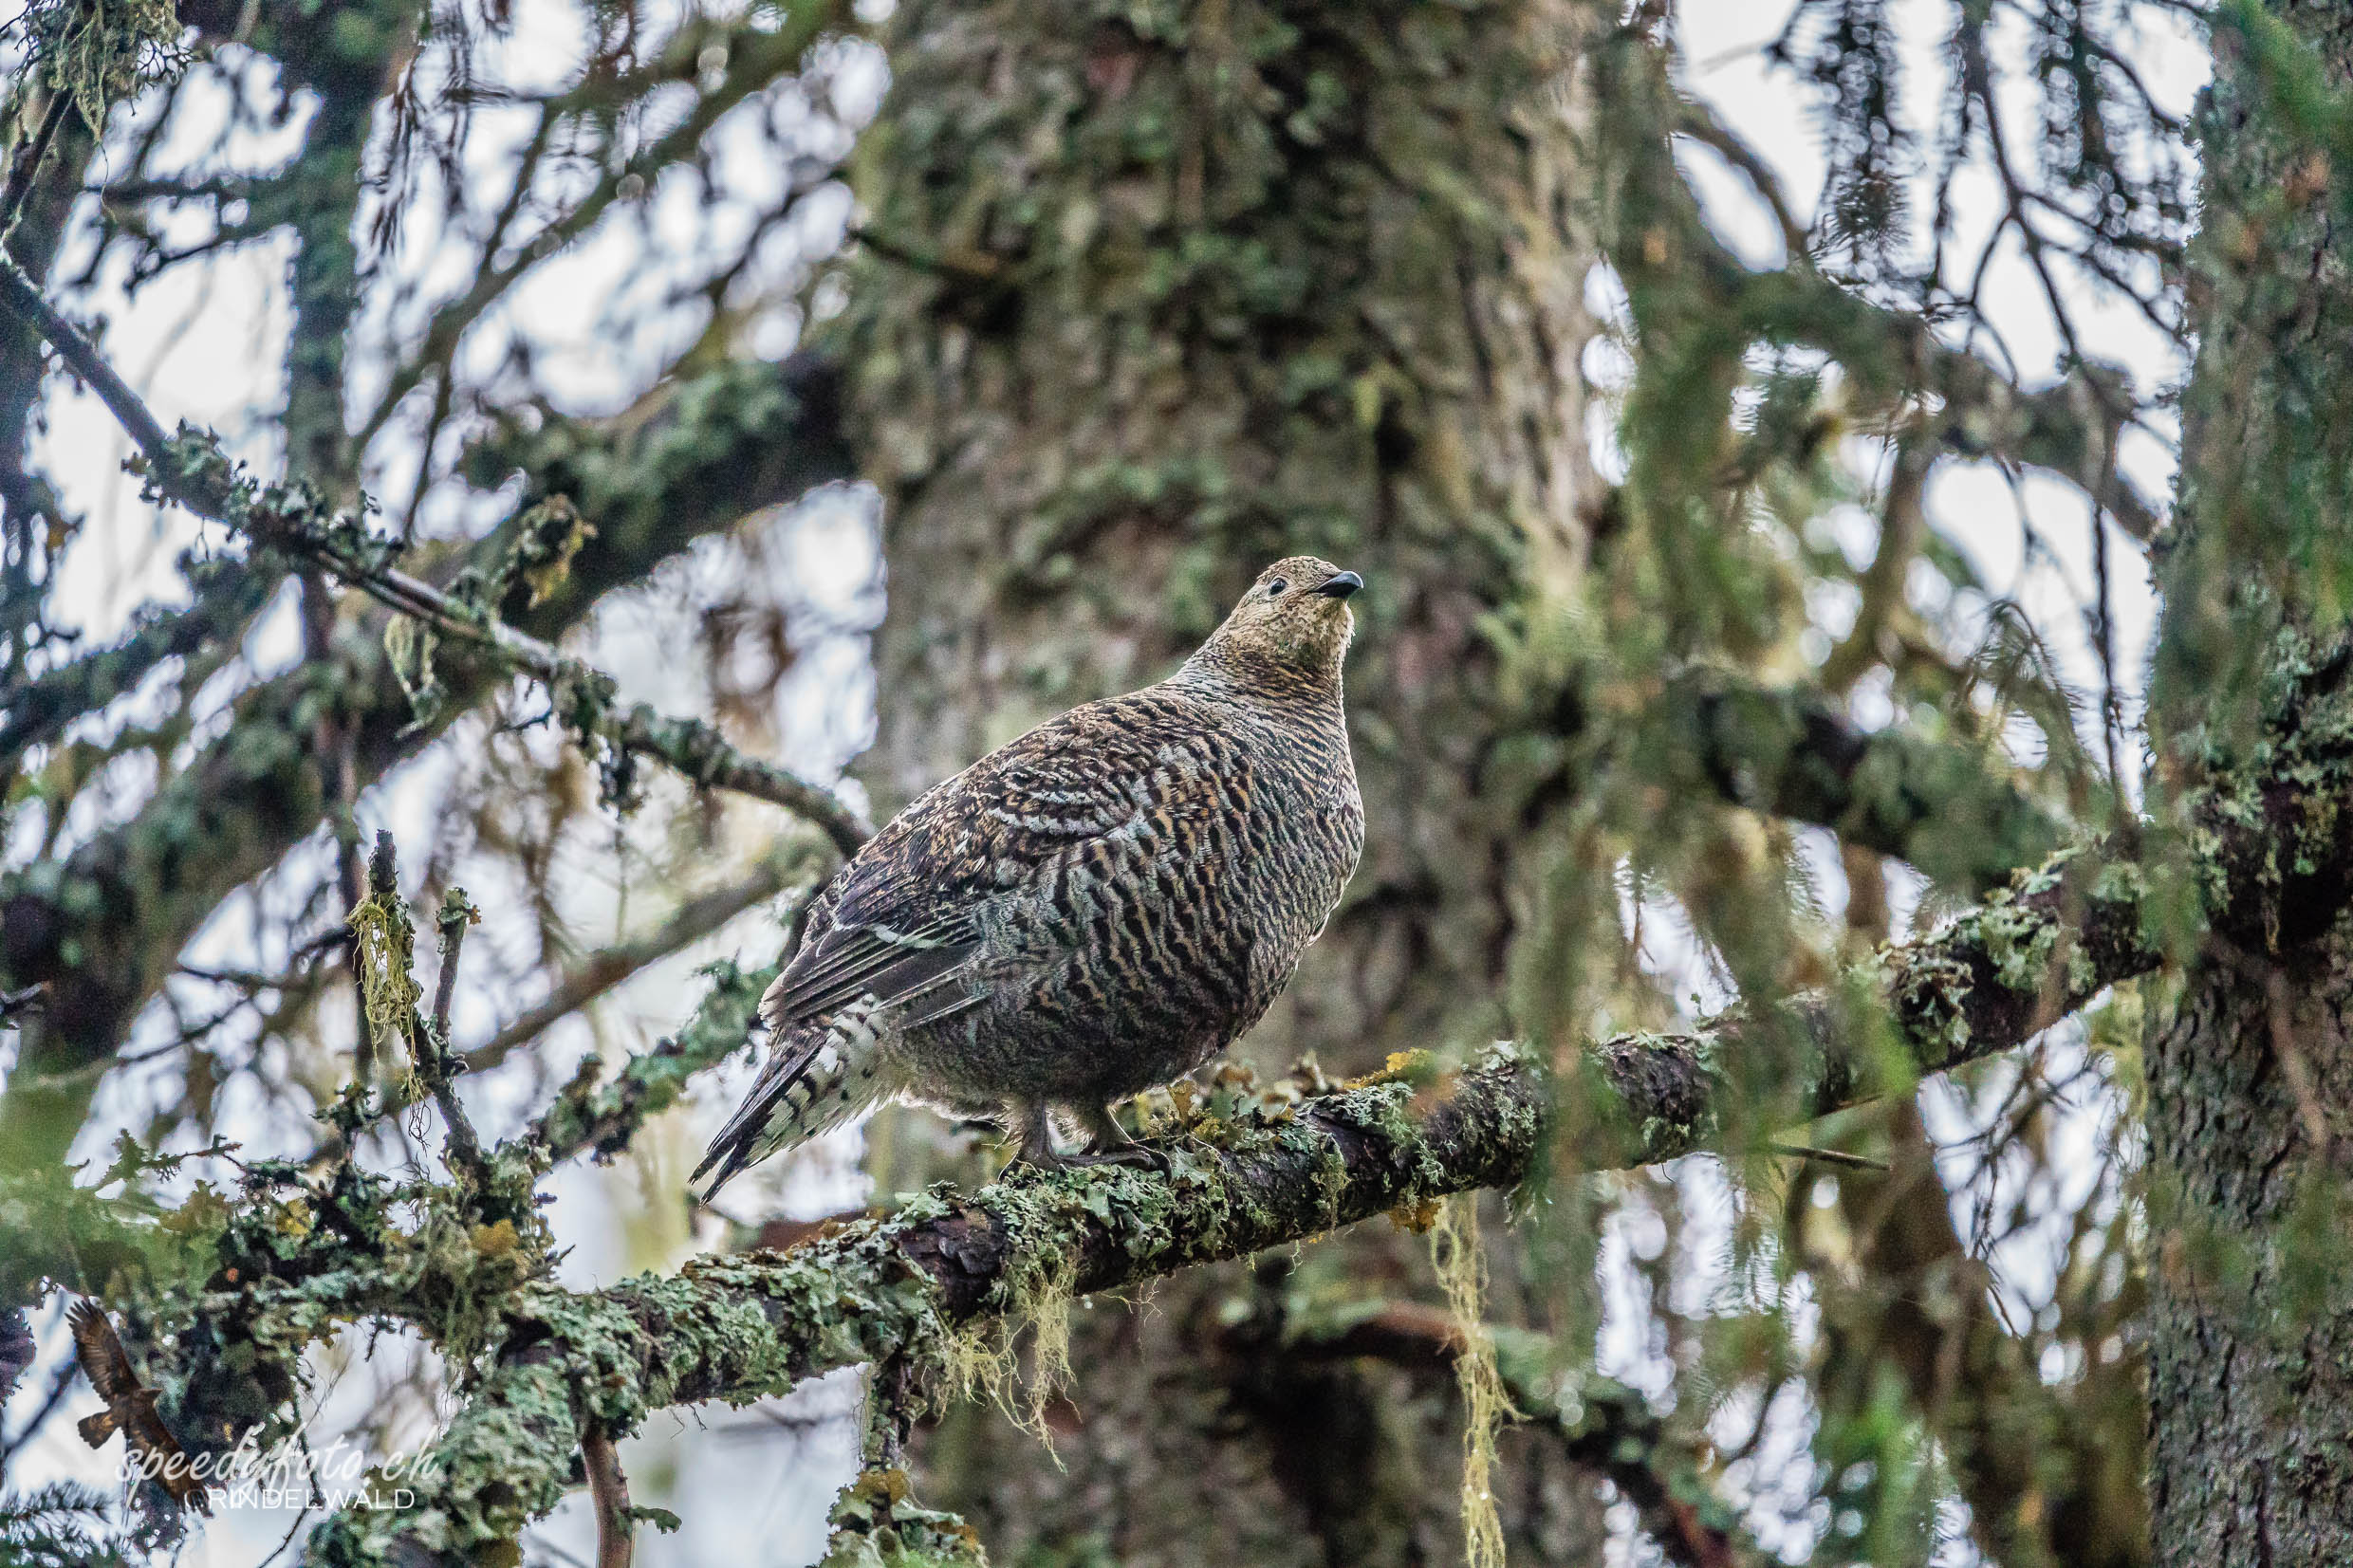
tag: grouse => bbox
[693,557,1365,1195]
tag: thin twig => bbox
[0,1356,81,1486]
[0,247,173,453]
[306,568,373,1078]
[425,881,489,1181]
[1769,1142,1889,1172]
[468,845,820,1073]
[582,1425,633,1568]
[0,91,73,242]
[1674,101,1810,265]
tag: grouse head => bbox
[1193,556,1362,689]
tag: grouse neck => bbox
[1171,639,1344,715]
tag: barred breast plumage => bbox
[693,557,1366,1195]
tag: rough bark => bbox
[2142,950,2353,1567]
[2140,5,2353,1563]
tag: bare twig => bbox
[581,1425,633,1568]
[1673,101,1810,264]
[425,881,489,1181]
[1769,1142,1888,1172]
[0,1356,79,1488]
[0,92,73,242]
[0,247,174,455]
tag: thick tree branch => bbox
[302,839,2191,1564]
[1577,841,2154,1168]
[304,1055,1547,1567]
[306,656,2353,1562]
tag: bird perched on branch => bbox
[694,557,1365,1196]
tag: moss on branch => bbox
[300,815,2176,1568]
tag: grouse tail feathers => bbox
[691,1003,905,1200]
[696,1010,874,1199]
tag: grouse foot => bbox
[1067,1104,1171,1171]
[1064,1140,1170,1171]
[1001,1102,1171,1173]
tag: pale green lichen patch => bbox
[821,1468,989,1568]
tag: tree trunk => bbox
[2144,6,2353,1563]
[2143,952,2353,1566]
[833,0,1603,1070]
[827,0,1611,1556]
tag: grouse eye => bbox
[1267,578,1289,597]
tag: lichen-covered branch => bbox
[305,1053,1547,1567]
[85,398,872,852]
[528,955,782,1167]
[1577,840,2158,1168]
[299,827,2197,1566]
[112,683,2353,1563]
[298,814,2151,1564]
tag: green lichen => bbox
[16,0,189,133]
[346,881,419,1061]
[380,614,446,729]
[1430,1195,1509,1568]
[821,1469,989,1568]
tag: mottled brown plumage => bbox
[694,557,1365,1194]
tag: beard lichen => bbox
[346,884,421,1057]
[926,1223,1081,1457]
[1431,1193,1512,1568]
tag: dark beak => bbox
[1314,571,1363,600]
